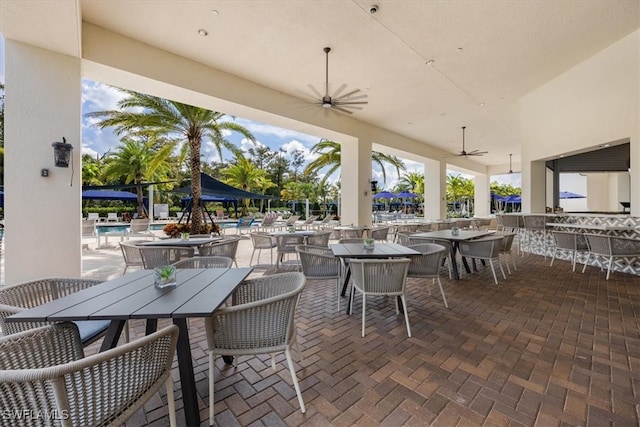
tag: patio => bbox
[81,238,640,426]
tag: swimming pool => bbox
[95,221,249,234]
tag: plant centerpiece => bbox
[180,232,190,240]
[154,265,177,289]
[364,237,375,249]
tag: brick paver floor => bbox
[81,237,640,426]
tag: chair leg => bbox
[400,294,411,337]
[489,260,499,284]
[435,277,448,308]
[209,354,215,426]
[165,377,177,427]
[250,249,256,266]
[511,254,517,272]
[571,252,577,272]
[498,258,506,280]
[582,253,591,273]
[606,257,613,280]
[361,294,366,337]
[503,254,512,275]
[285,348,306,413]
[550,249,557,267]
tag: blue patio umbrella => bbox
[373,191,397,199]
[559,191,585,199]
[395,191,418,198]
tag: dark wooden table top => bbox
[330,242,420,258]
[7,268,253,323]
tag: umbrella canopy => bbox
[373,191,396,199]
[559,191,585,199]
[82,189,140,201]
[505,194,521,203]
[491,193,508,202]
[395,191,418,198]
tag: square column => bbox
[340,137,372,226]
[423,158,446,219]
[473,173,490,217]
[4,41,82,284]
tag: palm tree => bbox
[221,155,271,216]
[396,171,424,197]
[304,139,405,185]
[102,137,174,216]
[87,88,255,233]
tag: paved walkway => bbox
[78,237,640,426]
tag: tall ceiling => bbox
[4,1,640,168]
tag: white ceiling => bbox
[6,1,640,167]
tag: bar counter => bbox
[501,212,640,276]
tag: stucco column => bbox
[522,159,547,213]
[4,41,82,284]
[340,136,372,226]
[473,173,490,217]
[423,158,446,219]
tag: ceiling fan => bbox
[304,47,368,114]
[449,126,488,157]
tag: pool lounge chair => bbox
[234,217,256,235]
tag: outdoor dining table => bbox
[330,242,420,314]
[138,236,223,247]
[412,229,496,280]
[7,267,252,427]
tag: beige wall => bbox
[520,31,639,215]
[4,41,82,284]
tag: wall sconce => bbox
[52,137,73,168]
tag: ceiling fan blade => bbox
[332,105,354,114]
[307,84,324,99]
[336,101,368,106]
[331,83,347,99]
[467,150,488,156]
[334,88,363,101]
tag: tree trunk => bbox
[189,136,204,233]
[136,183,145,217]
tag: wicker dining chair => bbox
[249,232,277,266]
[138,246,195,269]
[407,243,449,308]
[370,226,390,242]
[172,255,233,269]
[458,235,506,284]
[0,278,110,345]
[349,258,412,337]
[205,272,307,424]
[296,244,342,308]
[275,234,305,269]
[307,230,332,247]
[198,236,241,267]
[0,323,179,427]
[119,240,153,274]
[551,231,588,272]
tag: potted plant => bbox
[364,237,375,249]
[154,265,177,289]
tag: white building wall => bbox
[519,31,639,215]
[4,42,82,284]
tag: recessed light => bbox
[211,9,219,15]
[478,102,485,107]
[457,47,463,52]
[601,143,611,148]
[198,29,208,36]
[425,59,435,66]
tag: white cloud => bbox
[82,145,99,158]
[240,138,264,152]
[82,81,125,111]
[281,140,317,162]
[233,118,320,145]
